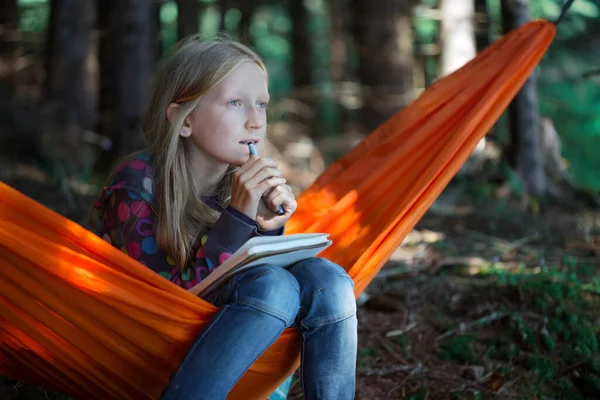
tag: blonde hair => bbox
[98,36,267,270]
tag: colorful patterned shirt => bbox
[93,153,283,290]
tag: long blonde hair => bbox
[102,37,267,270]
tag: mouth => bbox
[239,139,259,145]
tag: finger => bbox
[263,184,292,204]
[238,158,279,183]
[266,191,285,213]
[235,154,260,175]
[268,191,296,214]
[245,167,283,189]
[235,155,275,177]
[258,177,287,198]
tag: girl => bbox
[92,36,357,400]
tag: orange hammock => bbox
[0,20,555,400]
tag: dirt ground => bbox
[1,170,599,400]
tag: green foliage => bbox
[18,0,49,32]
[393,333,407,347]
[15,0,600,189]
[419,0,600,191]
[440,335,477,362]
[358,346,378,359]
[526,355,557,380]
[406,388,428,400]
[541,333,555,352]
[357,346,378,368]
[509,314,536,349]
[495,0,600,190]
[441,255,600,397]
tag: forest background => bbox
[1,0,600,399]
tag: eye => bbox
[229,99,242,107]
[257,102,268,109]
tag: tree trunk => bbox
[440,0,476,76]
[238,3,253,44]
[291,0,311,88]
[502,0,545,197]
[328,0,346,84]
[111,0,153,158]
[327,0,353,136]
[176,0,199,40]
[0,0,19,77]
[351,0,414,131]
[474,0,490,52]
[440,0,486,176]
[152,0,164,61]
[98,0,115,145]
[219,0,229,33]
[44,0,97,130]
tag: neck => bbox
[186,147,229,196]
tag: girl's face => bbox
[185,61,269,168]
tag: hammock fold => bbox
[0,20,555,400]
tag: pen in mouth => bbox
[248,142,258,156]
[247,142,284,215]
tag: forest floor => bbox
[1,161,599,400]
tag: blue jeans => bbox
[160,257,357,400]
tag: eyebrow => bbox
[227,90,269,98]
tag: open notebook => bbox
[189,233,333,297]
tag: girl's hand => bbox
[230,155,287,221]
[255,182,297,231]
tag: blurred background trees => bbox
[1,0,599,206]
[1,2,600,398]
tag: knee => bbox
[289,258,356,327]
[235,264,300,326]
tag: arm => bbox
[99,189,276,289]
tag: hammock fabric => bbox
[0,20,555,400]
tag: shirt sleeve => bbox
[98,189,274,290]
[226,206,285,236]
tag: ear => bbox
[167,103,192,138]
[166,103,179,123]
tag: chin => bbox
[224,156,247,167]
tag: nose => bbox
[245,107,265,131]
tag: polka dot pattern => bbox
[131,201,151,218]
[141,237,159,254]
[93,154,244,290]
[118,203,130,221]
[143,177,153,194]
[128,242,142,259]
[218,252,232,264]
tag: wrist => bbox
[228,200,257,220]
[257,224,285,236]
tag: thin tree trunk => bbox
[98,0,115,145]
[328,0,346,84]
[474,0,490,52]
[502,0,545,197]
[152,0,164,61]
[474,0,497,143]
[351,0,414,131]
[176,0,199,40]
[291,0,311,88]
[112,0,153,158]
[219,0,228,33]
[238,3,253,44]
[440,0,476,76]
[0,0,19,76]
[44,0,97,131]
[328,0,352,135]
[440,0,486,176]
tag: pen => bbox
[248,142,285,215]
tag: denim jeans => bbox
[159,257,357,400]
